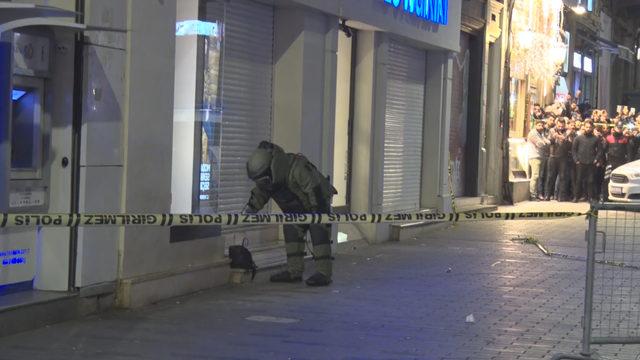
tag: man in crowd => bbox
[563,93,573,117]
[565,119,578,200]
[630,124,640,161]
[601,110,610,125]
[602,121,633,201]
[572,120,602,202]
[545,118,572,201]
[528,119,551,201]
[570,103,580,119]
[593,125,608,200]
[538,116,556,196]
[531,103,545,123]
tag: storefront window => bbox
[508,138,529,180]
[573,51,594,105]
[196,13,223,214]
[555,76,569,103]
[509,78,519,133]
[509,78,528,138]
[562,32,570,74]
[171,0,223,214]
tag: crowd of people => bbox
[527,93,640,203]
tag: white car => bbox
[609,160,640,202]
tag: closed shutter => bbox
[218,0,274,214]
[382,40,426,213]
[449,32,470,197]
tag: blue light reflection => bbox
[12,89,26,101]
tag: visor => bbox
[253,175,273,188]
[251,167,273,188]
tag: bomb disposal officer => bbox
[243,141,337,286]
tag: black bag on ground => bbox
[229,238,258,280]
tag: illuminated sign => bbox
[176,20,219,37]
[383,0,448,25]
[583,56,593,73]
[573,52,593,73]
[573,52,582,69]
[199,164,211,201]
[12,89,26,101]
[0,249,29,268]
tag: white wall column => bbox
[74,0,127,289]
[119,0,228,308]
[348,31,390,243]
[421,51,453,212]
[273,7,337,174]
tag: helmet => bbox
[246,148,273,182]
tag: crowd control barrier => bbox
[554,203,640,360]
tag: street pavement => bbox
[1,201,640,359]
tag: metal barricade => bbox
[554,203,640,360]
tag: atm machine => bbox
[1,5,82,294]
[3,63,47,289]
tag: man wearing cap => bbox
[602,121,633,201]
[243,141,337,286]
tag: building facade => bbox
[453,0,505,205]
[1,0,463,310]
[501,0,640,203]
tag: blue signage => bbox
[384,0,448,26]
[176,20,219,37]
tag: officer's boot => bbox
[306,225,333,286]
[271,226,305,283]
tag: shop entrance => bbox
[450,32,483,197]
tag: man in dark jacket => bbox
[243,141,337,286]
[572,120,602,202]
[545,118,572,201]
[631,126,640,161]
[565,120,578,199]
[602,121,633,201]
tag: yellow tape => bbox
[0,212,589,228]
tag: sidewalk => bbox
[0,202,638,359]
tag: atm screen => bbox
[10,86,41,172]
[12,89,26,101]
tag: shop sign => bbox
[383,0,448,26]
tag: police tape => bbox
[0,212,590,228]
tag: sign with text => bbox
[383,0,448,26]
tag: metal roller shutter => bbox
[218,0,274,214]
[382,40,426,213]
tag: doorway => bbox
[450,32,483,197]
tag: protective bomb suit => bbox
[244,141,337,286]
